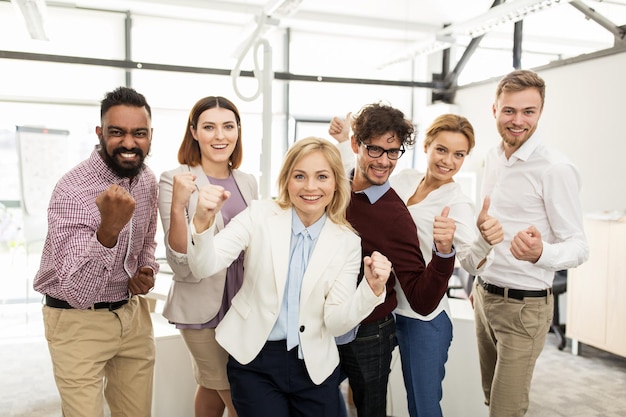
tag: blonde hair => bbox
[424,114,475,154]
[275,137,353,229]
[495,70,546,109]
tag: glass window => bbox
[131,15,246,69]
[288,30,415,81]
[0,3,126,59]
[0,60,126,100]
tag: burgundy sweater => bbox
[347,188,454,323]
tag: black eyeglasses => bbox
[359,141,405,160]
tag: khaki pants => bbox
[473,280,553,417]
[43,296,155,417]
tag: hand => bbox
[363,251,391,297]
[510,225,543,263]
[328,112,351,143]
[96,184,135,248]
[128,267,155,295]
[192,184,231,233]
[433,206,455,254]
[477,196,503,246]
[171,172,197,211]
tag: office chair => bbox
[550,270,568,350]
[447,267,470,299]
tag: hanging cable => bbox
[231,14,269,102]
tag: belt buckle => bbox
[478,277,489,290]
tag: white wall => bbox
[454,51,626,214]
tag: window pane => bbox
[132,15,248,69]
[0,3,126,60]
[0,60,126,100]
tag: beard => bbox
[498,123,537,152]
[98,136,148,178]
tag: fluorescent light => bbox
[379,35,455,68]
[11,0,49,40]
[264,0,303,20]
[379,0,574,65]
[439,0,574,39]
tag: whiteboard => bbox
[16,126,70,215]
[16,126,70,243]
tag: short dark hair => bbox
[100,87,151,119]
[352,102,415,147]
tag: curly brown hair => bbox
[352,102,415,147]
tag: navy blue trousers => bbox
[227,340,342,417]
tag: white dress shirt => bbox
[480,131,589,290]
[391,169,493,321]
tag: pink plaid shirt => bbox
[33,149,159,309]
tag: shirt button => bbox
[299,325,305,333]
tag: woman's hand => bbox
[192,184,230,233]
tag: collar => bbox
[500,131,541,163]
[291,207,326,239]
[349,168,391,204]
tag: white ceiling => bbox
[41,0,626,74]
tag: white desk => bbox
[145,267,173,313]
[386,298,487,417]
[151,312,196,417]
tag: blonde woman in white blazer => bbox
[188,137,391,417]
[158,96,257,417]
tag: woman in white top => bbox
[390,114,503,417]
[329,112,503,417]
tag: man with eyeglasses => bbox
[329,102,456,417]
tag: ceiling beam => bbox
[0,49,445,90]
[569,0,626,42]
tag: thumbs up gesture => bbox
[328,112,352,143]
[433,206,455,254]
[476,196,503,246]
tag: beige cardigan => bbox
[157,164,258,324]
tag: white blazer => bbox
[158,164,258,324]
[188,200,385,385]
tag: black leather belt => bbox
[365,313,394,327]
[45,295,129,311]
[477,276,551,301]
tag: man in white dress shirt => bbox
[471,69,589,417]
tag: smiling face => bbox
[191,107,239,174]
[424,131,469,184]
[351,132,402,191]
[493,87,543,158]
[96,104,152,178]
[287,150,336,227]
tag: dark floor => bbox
[1,303,626,417]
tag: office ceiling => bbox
[13,0,626,94]
[52,0,626,63]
